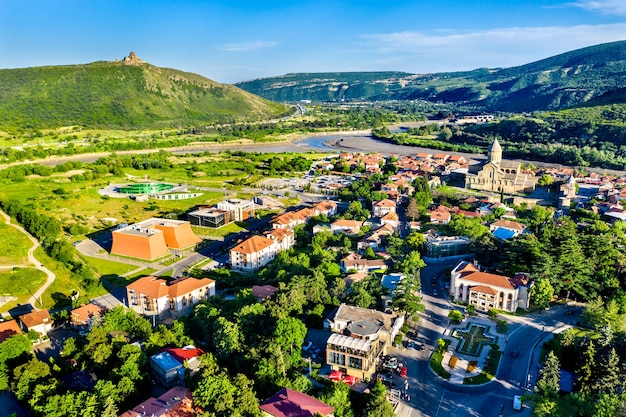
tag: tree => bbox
[391,274,425,319]
[362,381,395,417]
[448,310,463,323]
[213,317,242,361]
[538,174,554,187]
[406,198,420,221]
[537,351,560,396]
[320,379,354,417]
[593,348,622,396]
[531,278,554,309]
[578,341,596,397]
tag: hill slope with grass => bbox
[236,41,626,111]
[0,58,291,130]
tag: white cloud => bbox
[568,0,626,16]
[218,40,278,52]
[359,24,626,73]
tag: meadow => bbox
[0,150,325,312]
[0,219,33,266]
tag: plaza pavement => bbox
[439,315,505,384]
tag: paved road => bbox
[392,259,579,417]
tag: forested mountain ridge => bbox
[0,60,291,130]
[236,41,626,111]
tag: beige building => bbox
[450,261,532,313]
[230,235,277,271]
[126,276,215,320]
[325,304,404,380]
[465,138,536,194]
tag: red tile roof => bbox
[120,386,194,417]
[231,235,275,255]
[71,304,105,325]
[373,199,396,208]
[252,285,279,299]
[491,219,525,231]
[470,285,498,295]
[127,276,170,299]
[19,310,50,328]
[259,388,334,417]
[163,346,205,363]
[0,320,21,343]
[460,272,514,289]
[168,277,215,298]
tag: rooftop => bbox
[328,332,372,352]
[259,388,334,417]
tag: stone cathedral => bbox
[465,138,536,194]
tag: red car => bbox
[399,366,408,378]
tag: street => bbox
[389,260,577,417]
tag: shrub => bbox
[449,355,458,369]
[401,323,410,333]
[496,320,508,334]
[487,309,498,319]
[448,310,464,323]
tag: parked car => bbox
[433,289,439,296]
[399,366,408,378]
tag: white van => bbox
[513,395,522,410]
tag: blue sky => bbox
[1,0,625,83]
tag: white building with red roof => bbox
[372,199,397,217]
[230,235,278,271]
[18,309,52,337]
[126,276,215,320]
[70,303,106,331]
[450,261,532,313]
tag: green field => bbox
[83,256,141,277]
[0,267,46,308]
[0,221,33,266]
[192,222,245,238]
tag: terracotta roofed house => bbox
[331,219,363,235]
[449,261,532,313]
[127,276,216,320]
[489,219,526,240]
[19,309,52,336]
[230,235,277,271]
[0,320,22,343]
[259,387,334,417]
[372,199,397,217]
[120,386,194,417]
[70,303,105,330]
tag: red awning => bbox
[328,370,344,381]
[342,375,358,385]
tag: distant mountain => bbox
[0,55,290,130]
[235,41,626,112]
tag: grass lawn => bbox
[430,339,452,379]
[0,221,33,266]
[0,267,46,310]
[82,256,140,276]
[35,247,108,311]
[192,222,245,238]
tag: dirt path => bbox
[0,210,56,310]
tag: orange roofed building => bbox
[449,261,532,313]
[127,276,215,320]
[0,320,22,343]
[111,218,201,260]
[120,386,194,417]
[230,235,278,272]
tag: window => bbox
[329,351,345,366]
[348,356,363,370]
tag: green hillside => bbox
[236,41,626,112]
[0,60,291,130]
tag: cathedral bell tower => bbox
[488,138,502,165]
